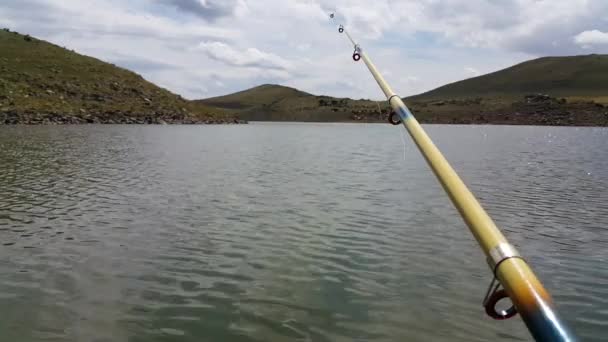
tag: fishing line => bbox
[333,12,407,161]
[399,126,408,162]
[375,100,407,161]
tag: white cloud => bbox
[465,67,480,76]
[405,76,419,85]
[574,30,608,48]
[159,0,241,21]
[196,41,292,70]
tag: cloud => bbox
[465,67,480,76]
[196,41,292,71]
[325,0,608,55]
[108,55,179,73]
[160,0,240,21]
[574,30,608,48]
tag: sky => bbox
[2,0,608,100]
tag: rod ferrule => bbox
[387,94,399,105]
[487,243,524,275]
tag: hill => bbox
[199,84,388,122]
[412,55,608,101]
[199,56,608,126]
[0,29,240,124]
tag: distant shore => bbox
[349,94,608,127]
[222,94,608,127]
[199,85,608,127]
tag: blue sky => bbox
[2,0,608,100]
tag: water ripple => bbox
[0,124,607,341]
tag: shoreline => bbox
[0,111,247,125]
[2,119,607,127]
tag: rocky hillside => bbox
[407,94,608,126]
[0,29,241,124]
[199,86,608,126]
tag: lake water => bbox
[1,123,607,342]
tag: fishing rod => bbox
[331,16,577,342]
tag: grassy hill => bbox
[412,55,608,102]
[199,55,608,126]
[0,29,238,124]
[203,84,314,109]
[199,84,389,122]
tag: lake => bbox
[1,123,607,342]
